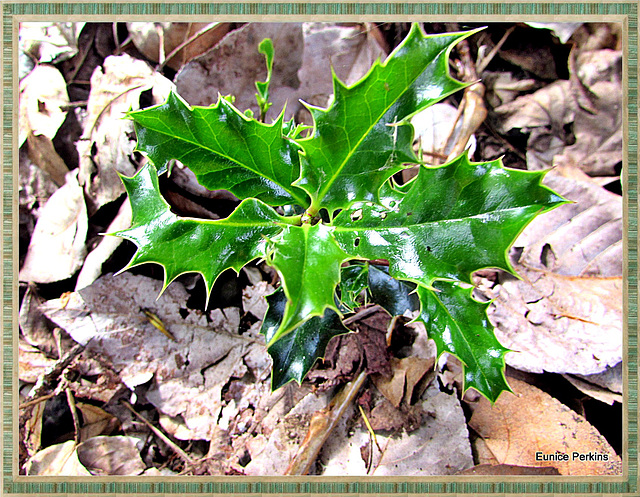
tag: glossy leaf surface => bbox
[333,154,566,287]
[296,24,477,214]
[267,223,349,344]
[416,281,512,401]
[261,288,350,389]
[111,163,286,304]
[128,92,310,207]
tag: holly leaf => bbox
[367,264,419,316]
[333,153,567,287]
[267,223,349,344]
[416,281,512,402]
[296,24,479,214]
[127,92,310,207]
[261,288,350,389]
[110,163,287,305]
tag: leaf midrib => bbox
[333,205,541,232]
[312,39,450,206]
[139,117,309,206]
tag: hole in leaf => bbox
[351,208,363,221]
[354,237,361,247]
[427,246,432,252]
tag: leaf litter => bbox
[18,21,624,476]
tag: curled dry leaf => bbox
[493,49,621,175]
[18,339,56,383]
[19,170,88,284]
[77,54,174,212]
[19,64,70,146]
[25,440,92,476]
[468,378,621,475]
[75,199,132,291]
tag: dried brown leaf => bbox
[468,378,621,475]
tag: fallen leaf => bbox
[175,23,304,121]
[411,103,476,164]
[468,378,621,475]
[25,440,92,476]
[127,22,231,71]
[515,165,622,277]
[19,22,85,65]
[524,22,582,44]
[19,285,58,357]
[76,403,120,441]
[494,49,622,175]
[562,374,623,405]
[19,170,88,284]
[175,22,385,124]
[75,200,132,291]
[18,340,56,383]
[41,273,268,441]
[24,400,46,458]
[243,390,332,475]
[77,53,174,212]
[483,71,541,108]
[489,268,622,376]
[321,382,473,476]
[76,435,145,475]
[19,64,70,147]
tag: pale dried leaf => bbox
[515,165,622,277]
[18,340,56,383]
[25,132,69,187]
[76,436,145,475]
[575,361,622,393]
[321,382,473,476]
[242,281,274,322]
[19,285,57,357]
[77,54,174,212]
[175,23,304,120]
[75,200,132,291]
[19,22,84,65]
[524,22,582,44]
[458,463,561,475]
[24,400,46,458]
[19,64,69,146]
[489,269,622,375]
[19,170,88,284]
[468,378,621,475]
[483,71,540,108]
[25,440,92,476]
[243,391,332,475]
[411,103,476,164]
[562,374,623,405]
[76,403,120,441]
[40,273,268,441]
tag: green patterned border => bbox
[1,1,637,495]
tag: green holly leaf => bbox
[333,153,566,287]
[110,163,287,305]
[296,24,479,215]
[261,288,350,389]
[267,223,349,344]
[367,264,419,317]
[127,92,310,207]
[416,281,512,402]
[255,38,274,120]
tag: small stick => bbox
[343,305,384,326]
[285,370,367,475]
[19,392,55,410]
[65,387,82,444]
[120,399,195,466]
[26,341,85,402]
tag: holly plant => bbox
[111,24,565,403]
